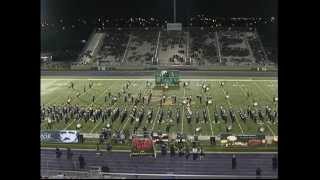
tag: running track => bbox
[41,148,278,179]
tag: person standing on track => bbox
[272,155,278,170]
[256,167,262,178]
[56,147,62,159]
[78,154,85,169]
[232,154,237,169]
[66,147,73,160]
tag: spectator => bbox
[232,154,237,169]
[170,144,176,158]
[272,155,277,170]
[192,147,198,160]
[56,147,62,159]
[256,167,262,178]
[185,146,190,160]
[106,143,112,152]
[200,147,205,160]
[66,147,73,160]
[78,154,85,169]
[96,143,102,157]
[161,143,167,155]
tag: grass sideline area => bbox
[41,142,277,152]
[41,76,277,80]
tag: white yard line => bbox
[207,106,214,136]
[236,81,247,97]
[253,82,272,100]
[220,88,244,134]
[265,124,276,136]
[236,81,275,135]
[181,88,186,133]
[89,121,102,133]
[119,87,149,132]
[181,106,184,134]
[252,82,276,136]
[43,82,92,129]
[151,106,161,131]
[89,88,121,133]
[65,88,107,131]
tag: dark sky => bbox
[41,0,277,21]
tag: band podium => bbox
[155,70,180,89]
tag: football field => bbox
[41,77,278,137]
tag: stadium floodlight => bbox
[173,0,176,23]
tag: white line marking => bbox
[151,106,160,130]
[64,87,107,131]
[207,106,214,136]
[41,169,277,179]
[99,172,277,178]
[220,88,244,134]
[119,87,149,132]
[252,82,276,136]
[253,82,273,100]
[181,106,184,134]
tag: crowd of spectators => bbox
[247,36,267,64]
[125,29,158,65]
[96,30,130,64]
[159,31,187,65]
[188,15,276,29]
[189,28,218,65]
[41,16,276,67]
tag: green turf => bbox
[41,78,278,137]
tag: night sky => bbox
[41,0,278,21]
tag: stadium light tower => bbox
[173,0,176,23]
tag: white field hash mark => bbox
[119,87,150,132]
[90,84,127,133]
[236,81,273,135]
[220,87,244,134]
[252,82,276,136]
[64,85,108,131]
[42,81,90,128]
[151,106,161,131]
[207,106,214,136]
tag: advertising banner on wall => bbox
[41,130,79,143]
[131,135,155,157]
